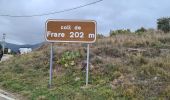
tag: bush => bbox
[58,51,81,68]
[135,27,147,33]
[110,29,131,36]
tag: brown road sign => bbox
[45,20,97,43]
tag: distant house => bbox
[8,49,11,53]
[4,48,12,54]
[19,48,32,54]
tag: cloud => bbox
[0,0,170,44]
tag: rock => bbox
[153,76,158,81]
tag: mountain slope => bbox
[5,42,43,52]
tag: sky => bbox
[0,0,170,44]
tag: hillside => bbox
[0,31,170,100]
[5,42,43,52]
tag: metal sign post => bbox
[86,44,90,86]
[2,33,6,53]
[49,43,53,88]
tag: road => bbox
[0,89,16,100]
[1,54,13,62]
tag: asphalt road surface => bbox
[0,90,15,100]
[0,94,15,100]
[1,54,13,62]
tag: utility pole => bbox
[2,33,6,53]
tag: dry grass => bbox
[0,31,170,99]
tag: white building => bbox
[7,48,11,53]
[19,48,32,54]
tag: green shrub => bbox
[110,29,131,36]
[135,27,147,33]
[58,51,81,68]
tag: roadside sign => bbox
[46,19,96,87]
[45,20,97,43]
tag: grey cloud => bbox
[0,0,170,44]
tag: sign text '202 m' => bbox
[45,20,97,43]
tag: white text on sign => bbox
[60,25,82,31]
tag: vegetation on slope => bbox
[0,31,170,100]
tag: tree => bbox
[135,27,147,33]
[157,17,170,33]
[97,34,105,39]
